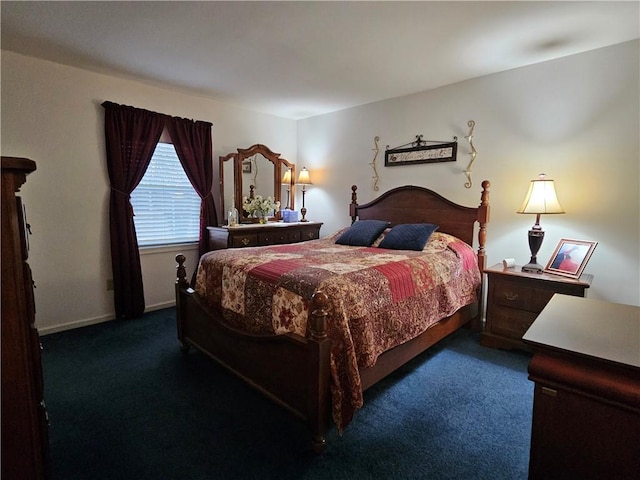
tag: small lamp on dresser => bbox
[281,168,292,210]
[297,167,312,222]
[517,173,565,273]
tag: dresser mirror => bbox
[219,151,238,224]
[219,144,295,223]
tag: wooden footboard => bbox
[175,255,332,452]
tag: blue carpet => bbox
[41,308,533,479]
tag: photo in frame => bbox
[242,160,252,174]
[544,239,597,279]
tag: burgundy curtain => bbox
[166,117,217,258]
[102,101,165,319]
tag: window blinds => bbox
[131,143,201,246]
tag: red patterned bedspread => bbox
[194,231,480,432]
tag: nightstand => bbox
[481,264,593,351]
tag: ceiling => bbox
[2,1,638,120]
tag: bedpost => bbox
[175,254,190,352]
[349,185,358,224]
[176,254,189,289]
[308,290,331,454]
[474,181,490,331]
[309,290,329,341]
[477,180,490,273]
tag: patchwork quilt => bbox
[194,231,481,432]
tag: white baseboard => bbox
[38,300,176,336]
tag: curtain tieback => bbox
[111,187,134,215]
[110,187,130,197]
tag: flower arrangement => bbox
[242,195,280,223]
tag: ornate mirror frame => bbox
[219,144,295,223]
[219,151,238,224]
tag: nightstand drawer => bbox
[490,306,537,340]
[492,278,554,313]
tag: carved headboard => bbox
[349,182,490,270]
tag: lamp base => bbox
[522,262,544,273]
[523,228,545,273]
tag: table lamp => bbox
[297,167,312,222]
[517,173,565,273]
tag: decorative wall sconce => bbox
[297,167,312,222]
[464,120,476,189]
[370,136,380,192]
[517,173,565,273]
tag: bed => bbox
[175,182,490,452]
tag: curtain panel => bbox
[166,117,217,258]
[102,101,215,318]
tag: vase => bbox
[257,211,267,224]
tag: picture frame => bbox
[385,141,457,167]
[242,160,252,174]
[544,238,597,279]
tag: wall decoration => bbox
[242,160,252,174]
[464,120,477,189]
[385,134,457,167]
[544,239,597,279]
[370,136,380,191]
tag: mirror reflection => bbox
[220,152,236,220]
[218,144,295,224]
[241,153,275,201]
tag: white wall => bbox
[298,41,640,307]
[1,51,297,333]
[3,41,638,334]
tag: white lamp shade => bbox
[297,167,312,185]
[282,169,292,185]
[517,177,564,214]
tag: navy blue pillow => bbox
[335,220,390,247]
[378,223,439,251]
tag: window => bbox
[131,143,201,246]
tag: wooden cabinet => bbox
[482,263,593,351]
[1,157,49,479]
[207,222,322,250]
[523,295,640,480]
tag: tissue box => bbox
[282,210,299,223]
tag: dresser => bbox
[482,263,593,351]
[523,294,640,480]
[1,157,49,479]
[207,221,322,250]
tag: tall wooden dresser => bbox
[523,294,639,480]
[1,157,49,479]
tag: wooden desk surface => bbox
[522,294,640,369]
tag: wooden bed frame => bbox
[175,181,490,453]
